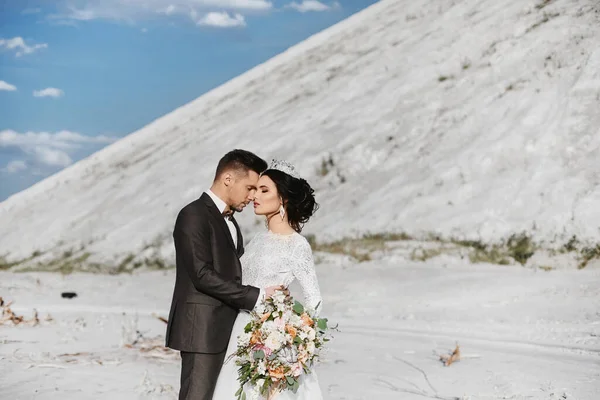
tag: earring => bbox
[279,205,285,220]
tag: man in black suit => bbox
[166,149,282,400]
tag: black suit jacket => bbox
[165,193,260,353]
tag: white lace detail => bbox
[212,230,324,400]
[242,231,322,314]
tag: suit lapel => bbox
[200,193,237,252]
[231,217,244,257]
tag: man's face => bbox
[227,170,260,212]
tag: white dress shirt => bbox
[205,189,264,309]
[206,189,238,248]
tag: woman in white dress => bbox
[212,160,324,400]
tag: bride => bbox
[212,160,323,400]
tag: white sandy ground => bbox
[1,248,599,400]
[2,0,600,268]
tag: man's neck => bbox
[209,185,229,208]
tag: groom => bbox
[166,149,282,400]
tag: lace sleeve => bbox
[291,238,323,315]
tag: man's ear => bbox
[223,172,232,186]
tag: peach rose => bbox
[300,313,314,327]
[286,325,297,339]
[260,312,272,323]
[268,366,285,381]
[250,330,262,345]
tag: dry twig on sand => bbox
[123,330,178,360]
[439,344,461,366]
[152,313,168,324]
[0,297,39,326]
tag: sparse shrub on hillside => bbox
[578,244,600,269]
[115,254,136,274]
[438,75,454,82]
[452,239,510,264]
[304,234,317,248]
[535,0,553,10]
[468,245,511,265]
[307,233,412,263]
[506,232,536,265]
[311,238,373,263]
[1,250,46,271]
[318,155,335,176]
[561,235,579,253]
[410,247,444,262]
[0,256,17,270]
[363,232,414,242]
[549,235,599,269]
[307,231,540,267]
[526,11,560,33]
[452,239,486,251]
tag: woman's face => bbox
[253,175,281,216]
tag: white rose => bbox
[306,341,316,354]
[265,332,284,351]
[289,314,302,326]
[257,360,267,375]
[307,328,316,341]
[237,332,252,347]
[261,320,276,335]
[272,291,286,304]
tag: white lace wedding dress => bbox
[212,230,324,400]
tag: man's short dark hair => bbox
[214,149,268,180]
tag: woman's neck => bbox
[266,213,295,234]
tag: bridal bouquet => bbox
[228,290,335,400]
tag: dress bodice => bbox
[241,231,322,313]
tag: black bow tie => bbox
[222,209,235,219]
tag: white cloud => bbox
[0,129,117,171]
[161,5,177,15]
[197,11,246,28]
[50,0,271,23]
[3,160,28,173]
[286,0,336,12]
[31,147,73,167]
[0,37,48,57]
[33,88,64,98]
[0,81,17,91]
[0,130,116,149]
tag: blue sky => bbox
[0,0,377,201]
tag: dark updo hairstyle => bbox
[261,169,319,233]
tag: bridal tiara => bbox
[265,159,302,179]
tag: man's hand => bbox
[265,285,290,299]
